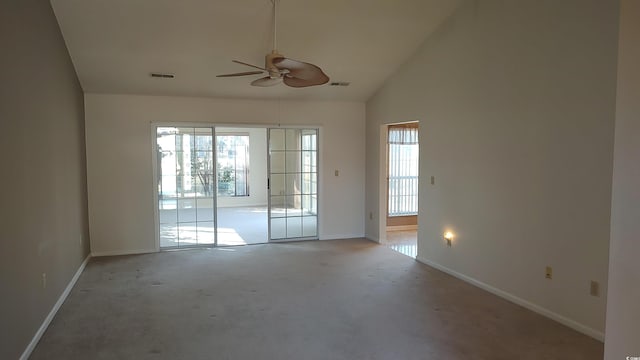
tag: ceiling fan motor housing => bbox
[266,51,285,78]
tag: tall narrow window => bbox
[216,134,250,197]
[388,124,419,216]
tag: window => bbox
[216,134,249,197]
[388,124,419,216]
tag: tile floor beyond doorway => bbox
[386,229,417,258]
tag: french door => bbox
[154,125,318,249]
[268,128,318,241]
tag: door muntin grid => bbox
[157,126,216,248]
[268,128,318,241]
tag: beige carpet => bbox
[30,239,602,360]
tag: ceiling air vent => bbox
[329,81,350,87]
[150,73,175,79]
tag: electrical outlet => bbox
[545,266,552,279]
[590,280,599,297]
[42,273,47,289]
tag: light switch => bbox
[430,176,435,185]
[335,170,339,177]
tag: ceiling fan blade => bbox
[273,57,329,86]
[282,76,319,88]
[232,60,268,71]
[216,71,264,78]
[251,76,282,87]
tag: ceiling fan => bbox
[216,0,329,88]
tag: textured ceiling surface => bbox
[51,0,460,101]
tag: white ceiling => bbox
[50,0,460,101]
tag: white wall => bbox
[85,94,365,255]
[366,0,618,339]
[215,127,268,208]
[604,1,640,358]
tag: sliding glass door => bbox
[155,125,318,249]
[268,128,319,241]
[215,127,269,246]
[156,127,216,248]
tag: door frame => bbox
[378,121,420,246]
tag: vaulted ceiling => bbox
[50,0,461,101]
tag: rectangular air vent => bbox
[330,81,350,87]
[150,73,175,79]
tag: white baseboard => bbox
[386,225,418,231]
[91,248,157,257]
[20,254,91,360]
[416,256,605,342]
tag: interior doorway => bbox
[383,122,419,258]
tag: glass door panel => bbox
[268,128,318,241]
[156,126,216,248]
[215,127,268,246]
